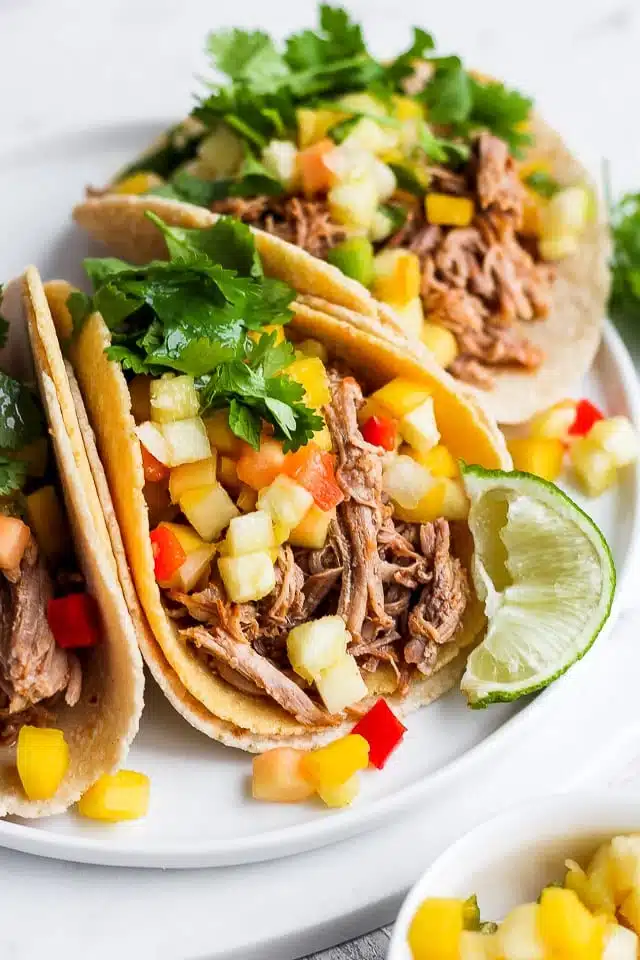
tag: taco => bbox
[0,271,143,817]
[46,211,510,751]
[74,6,609,424]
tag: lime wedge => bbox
[460,464,616,706]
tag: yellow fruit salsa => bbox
[408,834,640,959]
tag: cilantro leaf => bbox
[610,192,640,328]
[67,291,93,333]
[524,170,561,199]
[0,456,27,497]
[379,203,408,233]
[388,163,428,197]
[117,121,203,180]
[147,211,264,277]
[0,373,44,451]
[418,122,470,165]
[423,58,472,126]
[467,78,532,154]
[384,27,435,87]
[0,284,9,349]
[207,29,289,93]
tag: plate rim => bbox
[0,323,637,868]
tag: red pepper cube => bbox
[361,415,397,451]
[47,593,101,649]
[352,699,407,770]
[285,443,344,511]
[569,399,605,437]
[150,525,187,583]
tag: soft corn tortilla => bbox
[44,252,509,750]
[74,112,610,425]
[0,270,144,818]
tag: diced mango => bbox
[258,475,314,530]
[78,770,150,821]
[252,748,315,803]
[440,477,470,521]
[564,858,616,917]
[570,437,617,496]
[25,485,68,561]
[393,480,446,524]
[408,898,464,960]
[529,400,577,439]
[589,417,639,468]
[508,437,565,481]
[369,378,431,419]
[421,323,459,368]
[180,483,239,542]
[401,397,440,455]
[297,107,345,149]
[286,356,331,408]
[289,504,334,549]
[426,194,474,227]
[410,444,458,478]
[204,409,245,457]
[169,456,218,503]
[392,94,424,122]
[112,171,163,195]
[313,423,333,452]
[160,417,211,467]
[226,510,274,556]
[249,324,286,347]
[372,249,421,306]
[129,374,152,423]
[302,734,369,789]
[317,772,360,808]
[287,615,349,683]
[619,890,640,935]
[218,551,276,603]
[538,887,605,960]
[315,654,368,713]
[383,454,435,509]
[150,375,199,423]
[17,726,69,801]
[495,903,544,960]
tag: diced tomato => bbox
[236,439,286,491]
[361,415,397,451]
[285,443,344,511]
[47,593,101,649]
[150,525,187,582]
[352,699,407,770]
[140,443,169,482]
[569,399,605,437]
[297,138,336,196]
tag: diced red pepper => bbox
[352,699,407,770]
[361,415,397,451]
[150,525,186,582]
[569,399,605,437]
[47,593,101,649]
[140,444,169,483]
[285,443,344,511]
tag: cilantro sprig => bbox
[70,213,322,450]
[609,192,640,328]
[0,372,44,452]
[0,456,27,497]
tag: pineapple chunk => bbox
[565,858,616,916]
[226,510,274,556]
[296,107,345,149]
[315,654,368,713]
[218,552,276,603]
[286,356,330,408]
[400,397,440,455]
[261,139,299,190]
[252,748,314,803]
[258,475,314,530]
[542,185,590,240]
[409,444,458,479]
[371,159,396,201]
[169,456,217,502]
[328,174,378,230]
[408,899,464,960]
[137,420,171,466]
[603,922,638,959]
[287,616,349,683]
[372,249,421,306]
[150,375,199,423]
[392,297,424,339]
[340,117,398,156]
[421,324,459,368]
[312,423,333,452]
[160,418,211,467]
[570,437,617,496]
[460,931,496,960]
[495,903,544,960]
[426,194,474,227]
[539,234,579,261]
[369,378,430,419]
[529,400,577,439]
[609,835,640,901]
[589,417,639,468]
[440,478,470,521]
[317,772,360,808]
[173,544,216,592]
[290,505,335,549]
[392,480,446,524]
[369,208,395,243]
[383,454,435,509]
[180,483,239,541]
[196,124,244,177]
[204,409,245,457]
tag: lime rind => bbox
[460,464,616,707]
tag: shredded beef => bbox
[210,195,347,259]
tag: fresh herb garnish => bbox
[524,170,561,199]
[423,58,472,127]
[417,121,470,166]
[0,372,44,452]
[0,284,8,350]
[117,121,205,181]
[0,456,27,497]
[609,192,640,327]
[70,214,321,450]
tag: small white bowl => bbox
[388,791,640,959]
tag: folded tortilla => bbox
[0,270,144,818]
[42,222,510,750]
[73,112,610,426]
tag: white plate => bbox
[0,125,639,869]
[388,790,640,959]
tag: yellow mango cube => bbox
[297,107,345,149]
[372,249,421,306]
[421,323,459,368]
[180,483,239,541]
[412,444,458,478]
[286,356,331,409]
[313,423,333,452]
[78,770,150,821]
[26,485,68,561]
[17,726,69,801]
[289,504,335,549]
[392,94,424,122]
[570,437,618,496]
[112,171,163,195]
[508,437,565,481]
[538,887,605,959]
[393,479,446,524]
[426,194,474,227]
[565,858,616,917]
[369,378,431,419]
[317,772,360,808]
[408,898,464,960]
[302,734,369,789]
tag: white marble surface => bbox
[2,1,640,958]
